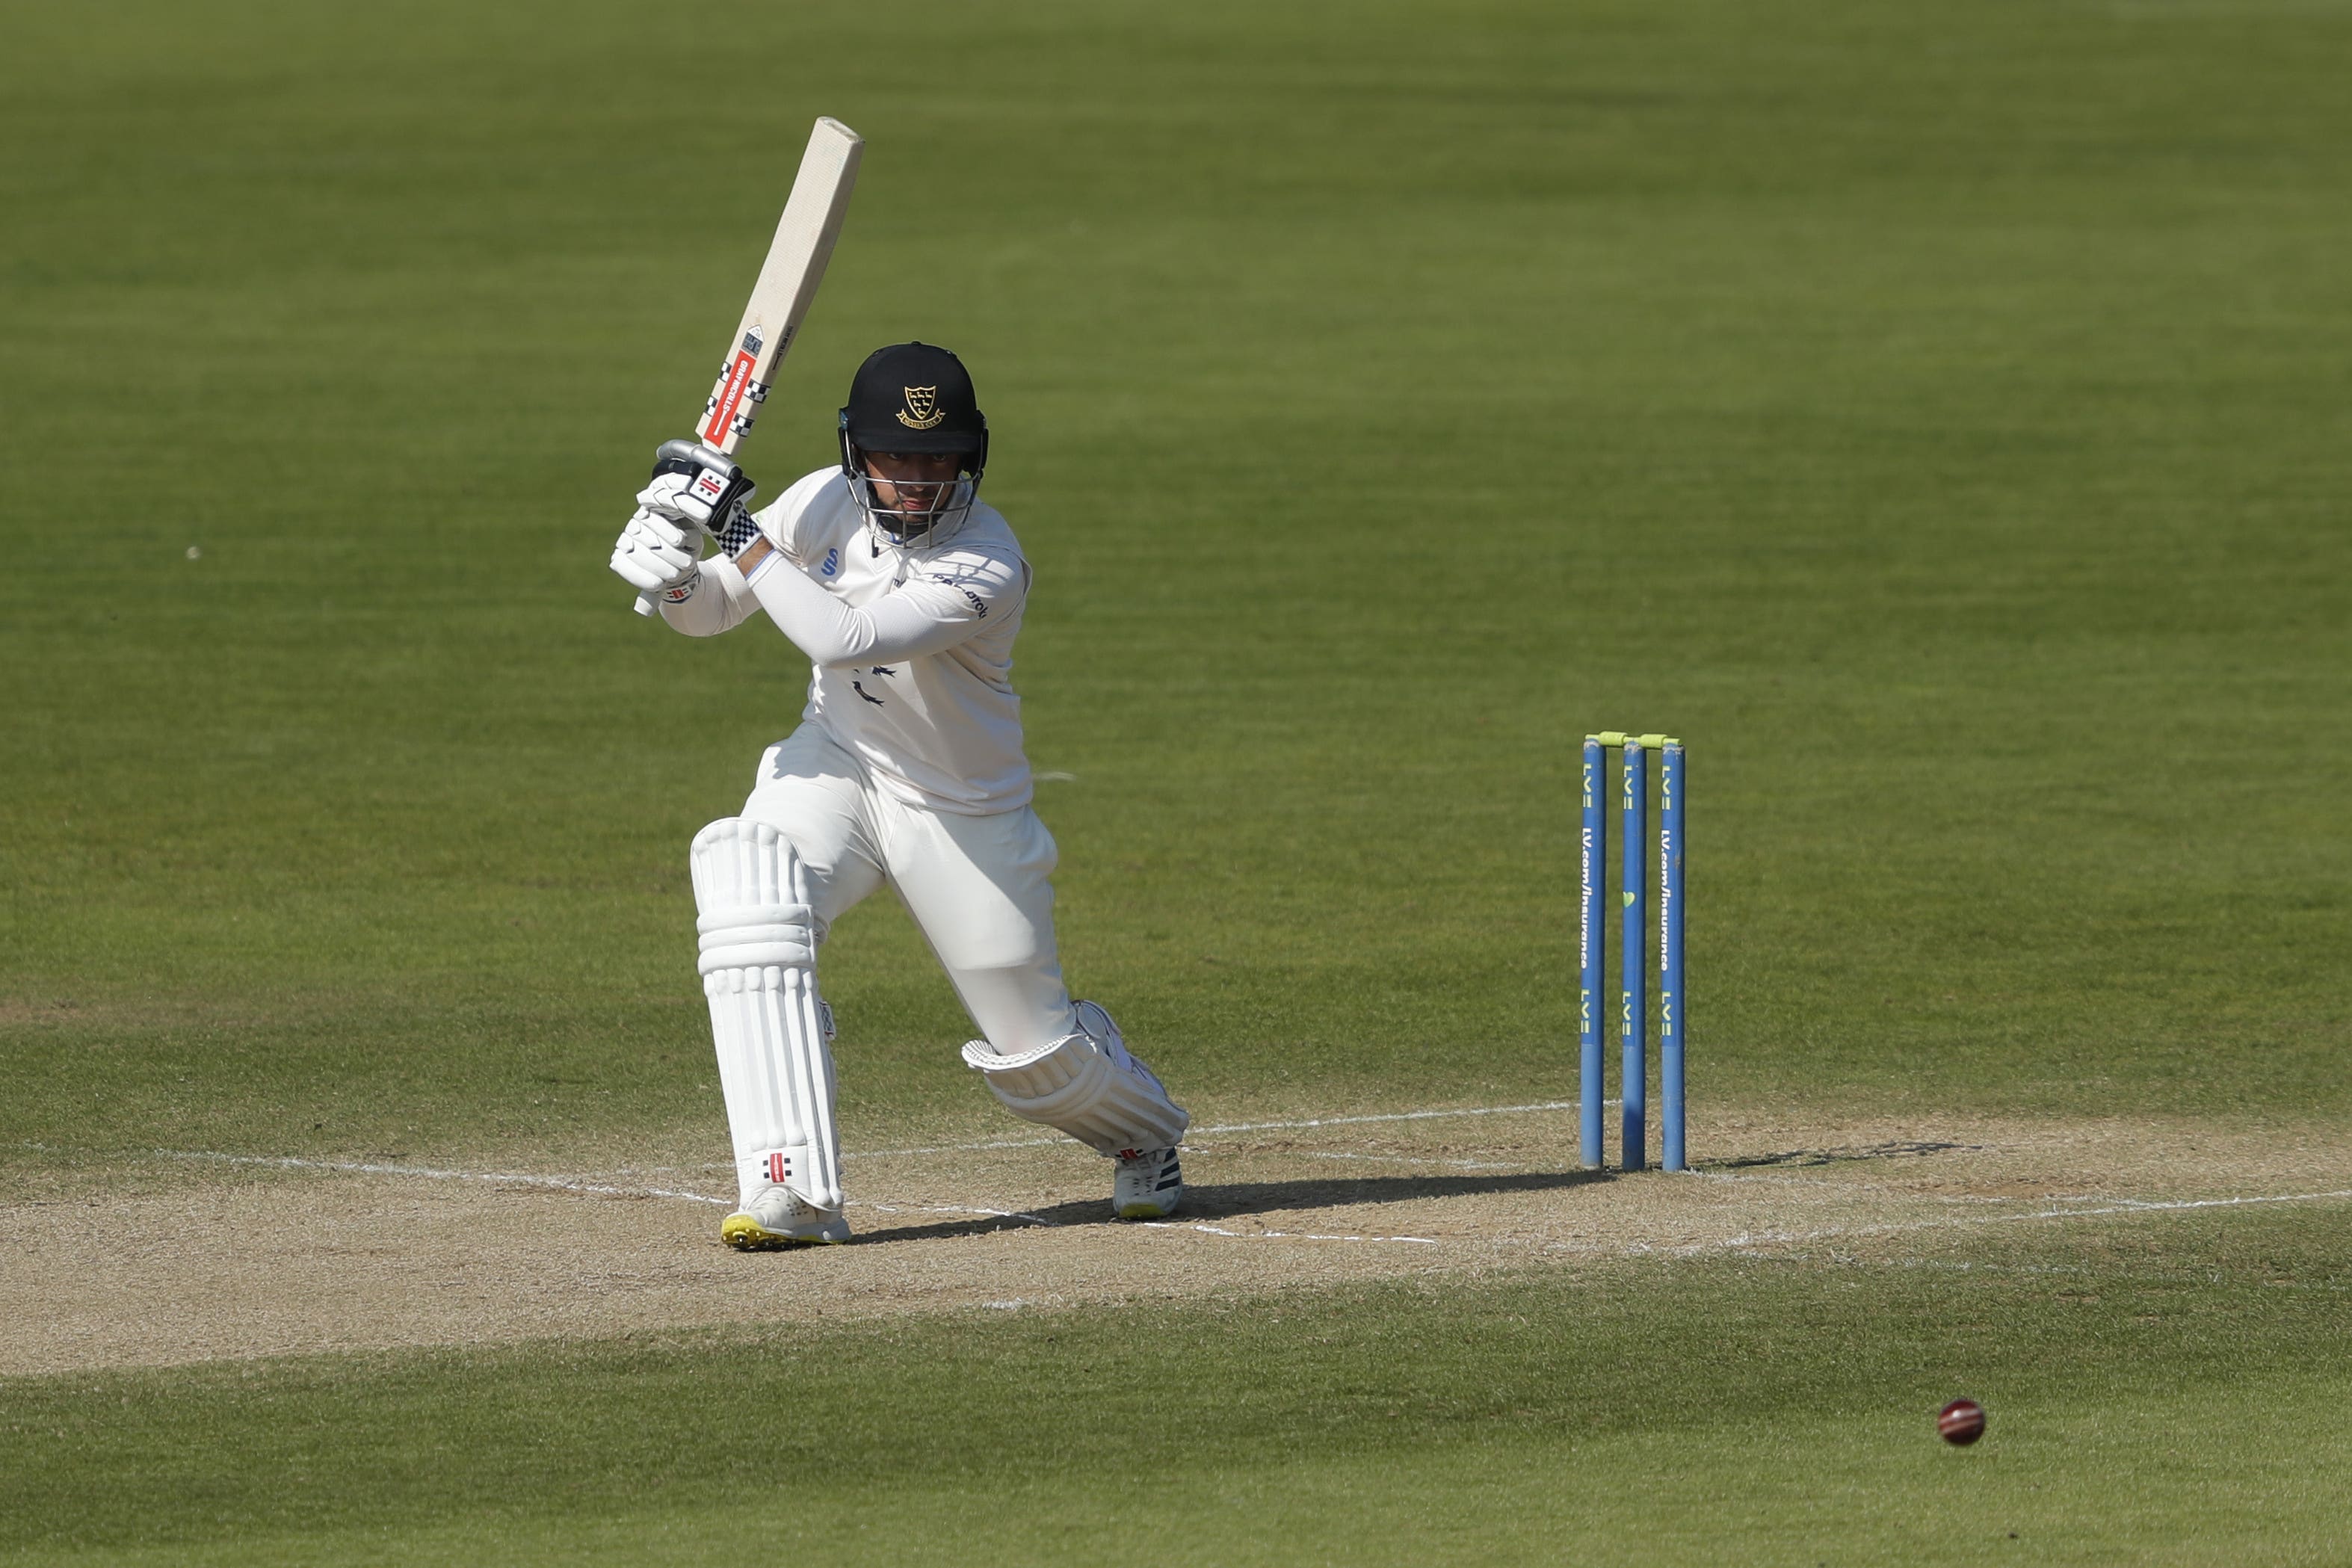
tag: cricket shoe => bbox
[720,1185,851,1250]
[1113,1146,1183,1220]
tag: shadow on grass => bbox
[1711,1139,1984,1170]
[851,1167,1611,1245]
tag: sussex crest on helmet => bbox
[897,386,945,431]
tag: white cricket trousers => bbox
[738,723,1078,1052]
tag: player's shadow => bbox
[1173,1168,1609,1220]
[1713,1139,1980,1169]
[850,1167,1609,1245]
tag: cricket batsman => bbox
[608,342,1189,1248]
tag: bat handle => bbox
[633,590,661,618]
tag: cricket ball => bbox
[1938,1398,1987,1445]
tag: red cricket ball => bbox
[1938,1398,1987,1445]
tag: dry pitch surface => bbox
[10,1104,2349,1378]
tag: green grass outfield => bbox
[3,0,2348,1560]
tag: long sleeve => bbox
[658,555,760,638]
[718,472,1036,814]
[739,546,1025,667]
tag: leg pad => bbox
[693,818,843,1212]
[963,1000,1189,1157]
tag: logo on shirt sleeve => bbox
[925,562,992,618]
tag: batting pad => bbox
[691,818,843,1212]
[961,1000,1190,1156]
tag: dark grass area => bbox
[2,1206,2347,1564]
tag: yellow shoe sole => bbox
[720,1212,848,1250]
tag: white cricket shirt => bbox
[660,468,1035,814]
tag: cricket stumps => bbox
[1579,732,1685,1173]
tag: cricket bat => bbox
[633,116,864,616]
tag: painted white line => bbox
[135,1149,2352,1260]
[844,1135,1064,1160]
[1290,1150,1520,1171]
[149,1147,1444,1244]
[157,1150,1080,1229]
[152,1149,1434,1244]
[157,1150,732,1206]
[1197,1099,1590,1136]
[1139,1220,1440,1246]
[127,1096,1601,1183]
[1657,1186,2352,1259]
[1694,1167,2088,1206]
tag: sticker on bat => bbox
[700,327,768,445]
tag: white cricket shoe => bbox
[1113,1146,1183,1220]
[720,1185,851,1250]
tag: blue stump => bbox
[1660,740,1685,1173]
[1579,736,1607,1170]
[1620,739,1648,1173]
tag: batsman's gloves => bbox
[642,439,763,559]
[609,507,704,602]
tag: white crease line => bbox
[845,1135,1065,1160]
[1139,1220,1440,1245]
[1655,1187,2352,1259]
[156,1151,732,1206]
[136,1151,2352,1259]
[149,1147,1439,1243]
[1292,1151,1520,1171]
[157,1150,1075,1228]
[1198,1100,1591,1135]
[152,1148,1423,1244]
[1694,1169,2150,1209]
[129,1097,1602,1179]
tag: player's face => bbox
[862,451,964,519]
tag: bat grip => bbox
[634,590,661,618]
